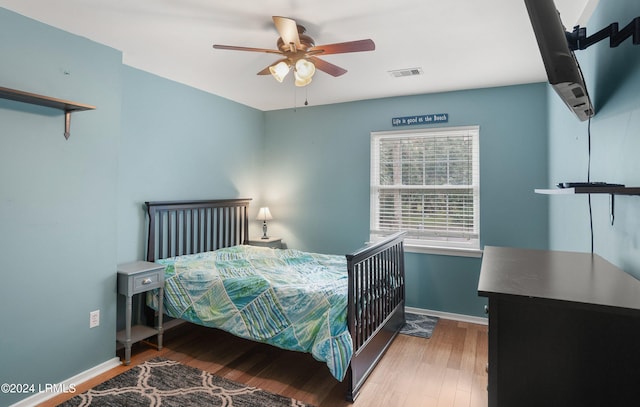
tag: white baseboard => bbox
[406,306,488,326]
[10,357,121,407]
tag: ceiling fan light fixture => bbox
[214,16,375,89]
[294,74,313,87]
[269,61,291,82]
[295,58,316,81]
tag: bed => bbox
[144,198,406,401]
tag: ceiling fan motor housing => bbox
[277,26,315,54]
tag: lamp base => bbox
[262,221,268,239]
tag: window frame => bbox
[370,126,481,257]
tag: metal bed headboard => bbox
[145,198,251,261]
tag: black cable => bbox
[588,194,593,253]
[573,48,594,254]
[610,195,615,226]
[587,116,594,253]
[587,116,592,183]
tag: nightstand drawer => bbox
[132,270,162,293]
[117,261,165,296]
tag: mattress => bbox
[147,245,353,380]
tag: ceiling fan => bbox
[213,16,375,87]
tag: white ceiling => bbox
[0,0,593,111]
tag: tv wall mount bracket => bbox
[567,16,640,51]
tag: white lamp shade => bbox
[269,61,291,82]
[256,207,273,221]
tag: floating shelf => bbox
[535,186,640,224]
[535,187,640,195]
[0,86,96,139]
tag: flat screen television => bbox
[524,0,594,121]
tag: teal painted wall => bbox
[117,66,265,263]
[0,9,122,406]
[263,84,549,316]
[548,0,640,279]
[0,8,264,406]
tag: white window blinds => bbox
[370,126,480,250]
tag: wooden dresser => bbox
[478,246,640,407]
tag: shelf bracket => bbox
[64,111,72,140]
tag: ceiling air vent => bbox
[388,67,423,78]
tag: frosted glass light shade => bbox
[295,59,315,80]
[294,75,312,87]
[269,61,291,82]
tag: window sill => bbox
[405,244,483,258]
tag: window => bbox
[370,126,480,254]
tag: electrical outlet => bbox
[89,310,100,328]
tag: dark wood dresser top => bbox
[478,245,640,312]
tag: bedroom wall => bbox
[263,83,549,317]
[548,0,640,278]
[0,9,122,407]
[117,66,265,263]
[0,8,265,406]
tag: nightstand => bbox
[248,237,282,249]
[116,261,164,365]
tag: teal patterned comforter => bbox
[147,245,353,381]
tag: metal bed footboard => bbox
[345,231,407,401]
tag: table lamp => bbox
[256,207,273,239]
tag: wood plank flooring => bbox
[40,318,488,407]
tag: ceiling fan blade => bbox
[257,59,288,75]
[272,16,301,50]
[213,44,282,55]
[308,57,347,77]
[257,66,272,75]
[309,39,375,55]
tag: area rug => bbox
[58,357,314,407]
[399,313,439,338]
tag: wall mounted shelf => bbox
[535,187,640,195]
[535,186,640,225]
[0,86,96,139]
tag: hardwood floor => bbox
[40,318,488,407]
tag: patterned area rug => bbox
[399,313,439,338]
[58,357,314,407]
